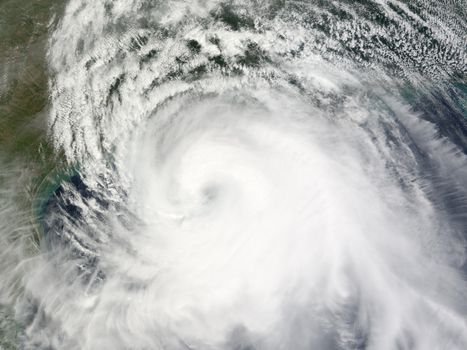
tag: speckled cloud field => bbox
[1,0,467,349]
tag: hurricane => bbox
[1,0,467,349]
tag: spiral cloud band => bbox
[3,0,466,349]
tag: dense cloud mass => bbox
[1,0,467,349]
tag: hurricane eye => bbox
[2,1,466,349]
